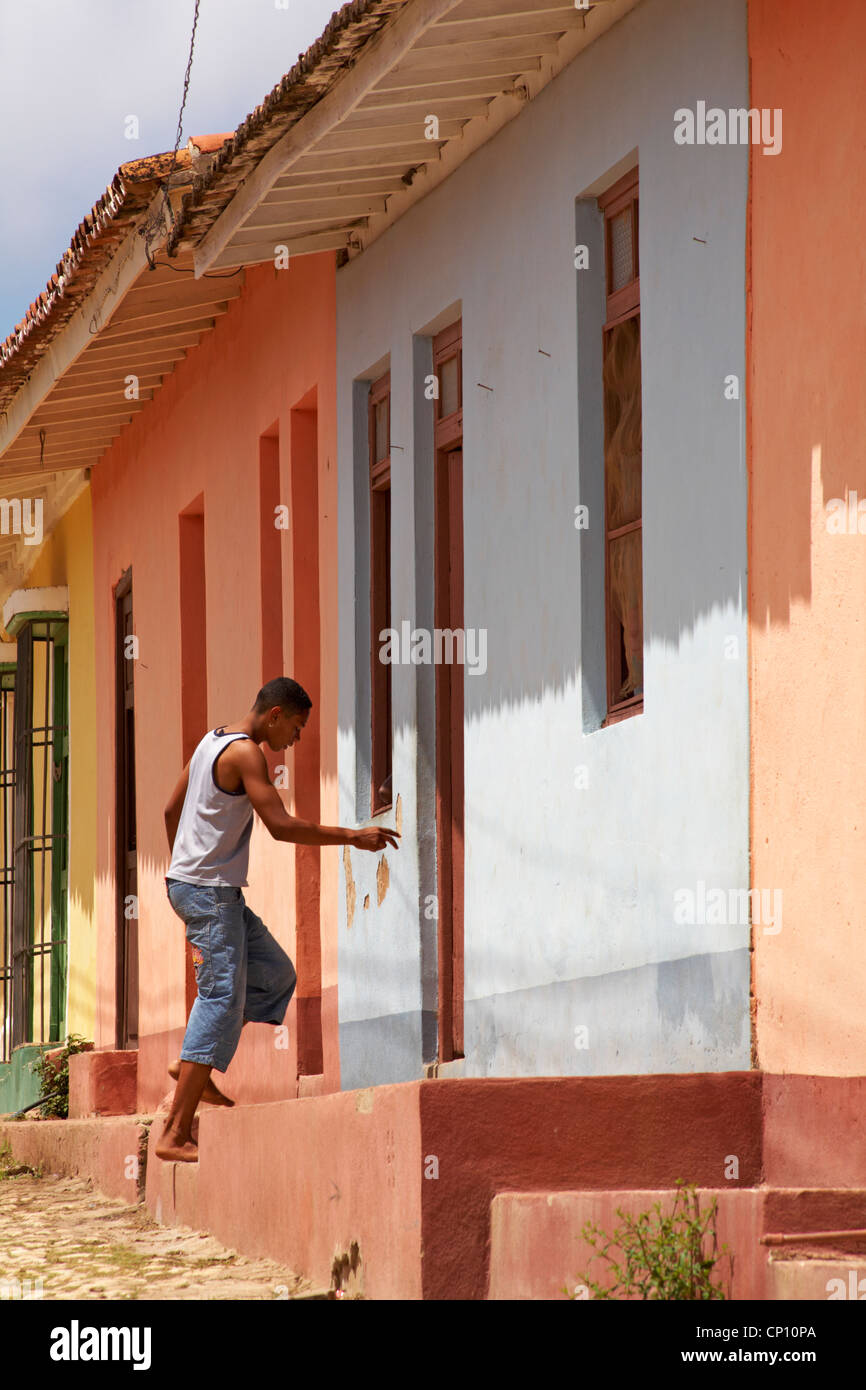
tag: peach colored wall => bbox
[90,254,338,1111]
[749,0,866,1072]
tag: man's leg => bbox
[167,1057,235,1106]
[159,885,248,1161]
[154,1062,212,1162]
[240,897,297,1032]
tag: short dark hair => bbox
[253,677,312,717]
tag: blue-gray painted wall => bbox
[336,0,750,1088]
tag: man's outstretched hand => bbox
[351,826,401,852]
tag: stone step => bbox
[762,1187,866,1236]
[488,1187,866,1300]
[8,1075,864,1299]
[769,1257,866,1301]
[0,1115,151,1203]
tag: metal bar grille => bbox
[0,673,15,1064]
[9,621,69,1050]
[11,624,33,1049]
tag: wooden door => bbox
[115,570,138,1050]
[435,445,464,1061]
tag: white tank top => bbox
[168,728,255,886]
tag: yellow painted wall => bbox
[25,488,96,1041]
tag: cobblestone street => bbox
[0,1170,317,1301]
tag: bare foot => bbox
[154,1130,199,1164]
[168,1060,235,1107]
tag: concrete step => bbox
[488,1187,866,1300]
[0,1116,152,1203]
[760,1188,866,1295]
[769,1257,866,1300]
[144,1083,427,1299]
[489,1188,768,1299]
[7,1075,856,1299]
[762,1187,866,1240]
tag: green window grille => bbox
[9,617,69,1050]
[0,664,15,1063]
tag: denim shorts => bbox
[165,878,297,1072]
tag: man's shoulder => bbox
[220,734,264,767]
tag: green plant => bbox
[565,1180,732,1300]
[32,1033,92,1119]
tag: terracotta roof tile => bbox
[166,0,407,257]
[0,141,228,409]
[0,0,402,408]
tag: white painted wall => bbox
[336,0,751,1086]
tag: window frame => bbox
[432,318,464,1063]
[433,321,463,449]
[598,167,643,726]
[369,370,393,815]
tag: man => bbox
[158,676,399,1163]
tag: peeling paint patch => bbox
[354,1088,374,1113]
[343,845,356,929]
[330,1240,363,1299]
[395,791,402,835]
[377,854,389,905]
[363,894,370,910]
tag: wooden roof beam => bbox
[62,350,187,378]
[30,400,153,427]
[0,188,173,463]
[242,196,389,230]
[340,95,492,128]
[206,229,351,273]
[271,172,412,195]
[193,0,466,276]
[346,0,638,258]
[419,8,582,41]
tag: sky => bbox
[0,0,340,341]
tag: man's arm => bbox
[238,742,399,852]
[164,761,191,854]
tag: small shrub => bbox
[32,1034,92,1119]
[565,1180,732,1300]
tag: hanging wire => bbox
[140,0,202,269]
[172,0,201,166]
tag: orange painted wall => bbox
[90,254,339,1111]
[749,0,866,1071]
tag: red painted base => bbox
[68,1048,138,1117]
[9,1071,866,1298]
